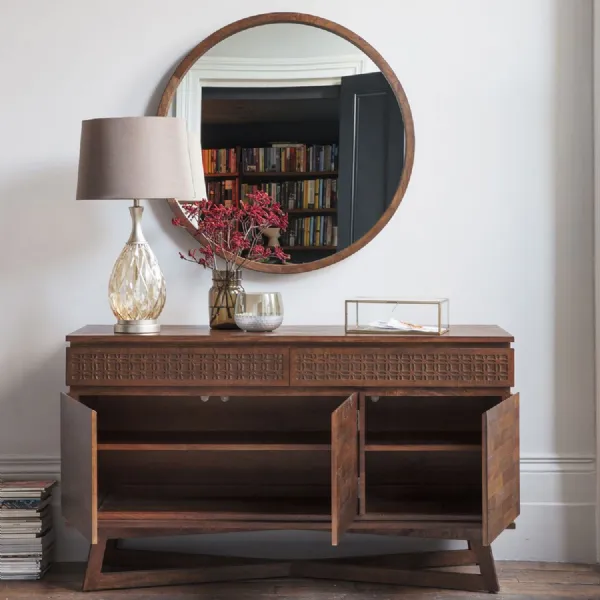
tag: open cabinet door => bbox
[331,393,359,546]
[482,393,520,545]
[337,72,405,249]
[60,393,98,544]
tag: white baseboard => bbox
[0,455,61,476]
[0,454,595,563]
[520,453,596,474]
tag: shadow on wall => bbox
[0,166,107,457]
[145,53,199,253]
[551,1,595,562]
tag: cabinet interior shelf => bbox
[242,171,338,178]
[286,209,337,215]
[205,172,239,178]
[281,246,337,252]
[97,431,331,451]
[98,493,332,522]
[97,431,480,452]
[366,490,482,523]
[97,487,482,524]
[365,432,481,452]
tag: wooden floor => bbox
[1,562,599,599]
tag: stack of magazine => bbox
[0,480,57,580]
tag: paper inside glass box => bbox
[345,298,449,335]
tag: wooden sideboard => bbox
[61,325,518,593]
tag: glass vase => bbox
[209,270,244,329]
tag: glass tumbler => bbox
[234,292,283,332]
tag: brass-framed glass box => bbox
[345,298,449,335]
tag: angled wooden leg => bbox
[294,544,500,594]
[81,532,291,592]
[293,559,485,592]
[324,549,477,569]
[470,541,500,593]
[293,547,482,592]
[82,532,499,593]
[82,534,108,592]
[86,560,291,591]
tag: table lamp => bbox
[76,117,199,334]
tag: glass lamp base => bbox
[114,319,160,334]
[109,203,166,336]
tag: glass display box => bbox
[345,298,449,335]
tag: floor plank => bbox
[498,561,600,573]
[1,562,600,599]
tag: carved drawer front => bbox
[291,347,513,387]
[67,346,289,386]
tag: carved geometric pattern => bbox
[482,393,520,545]
[67,347,287,386]
[291,348,513,387]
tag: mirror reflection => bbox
[174,23,406,265]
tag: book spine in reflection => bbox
[241,145,337,174]
[203,148,237,174]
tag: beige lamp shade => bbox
[185,131,208,203]
[76,116,196,200]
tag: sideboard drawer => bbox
[67,346,289,386]
[290,347,513,387]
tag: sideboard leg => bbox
[470,541,500,593]
[293,546,494,592]
[82,534,108,592]
[80,532,291,592]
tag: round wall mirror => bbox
[158,13,414,274]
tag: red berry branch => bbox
[172,190,290,272]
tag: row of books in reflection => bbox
[0,480,56,580]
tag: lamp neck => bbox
[133,198,141,208]
[127,203,146,244]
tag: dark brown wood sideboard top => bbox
[62,325,518,593]
[67,324,513,343]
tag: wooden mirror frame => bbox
[157,12,415,274]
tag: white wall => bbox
[0,0,594,563]
[205,23,367,58]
